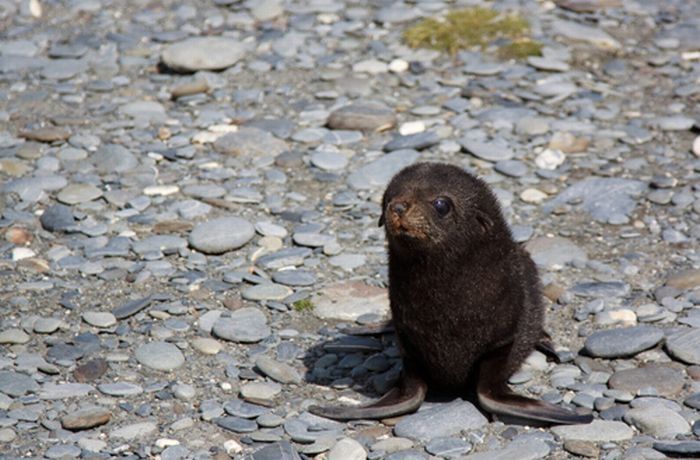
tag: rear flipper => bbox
[477,383,593,425]
[309,373,427,421]
[478,348,593,426]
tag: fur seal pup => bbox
[310,162,592,425]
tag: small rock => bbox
[525,236,587,269]
[666,328,700,364]
[583,326,664,358]
[111,422,157,440]
[551,420,633,442]
[327,101,396,132]
[62,407,111,431]
[608,366,684,397]
[162,37,246,72]
[189,217,255,254]
[312,281,389,321]
[328,438,366,460]
[393,400,487,442]
[135,341,185,371]
[255,356,302,384]
[563,440,598,458]
[0,328,30,344]
[213,307,271,343]
[625,407,690,438]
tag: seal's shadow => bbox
[301,327,480,408]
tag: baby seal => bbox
[310,162,592,425]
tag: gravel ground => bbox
[1,0,700,459]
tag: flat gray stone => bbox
[327,101,396,132]
[213,127,289,158]
[0,328,30,344]
[524,236,587,269]
[460,138,514,162]
[608,366,684,397]
[110,421,157,440]
[328,438,366,460]
[162,37,246,72]
[551,420,633,442]
[625,407,690,438]
[462,439,549,460]
[248,441,302,460]
[189,217,255,254]
[119,100,167,123]
[0,371,39,396]
[82,311,116,328]
[312,281,389,321]
[551,19,621,50]
[134,341,185,371]
[40,204,75,232]
[241,283,293,301]
[543,178,646,224]
[393,400,488,442]
[56,183,103,205]
[39,383,94,399]
[348,150,420,190]
[255,356,302,384]
[98,382,143,396]
[271,269,316,287]
[212,307,271,343]
[584,326,664,358]
[666,328,700,364]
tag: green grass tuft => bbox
[292,299,314,312]
[403,7,542,59]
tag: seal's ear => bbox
[475,210,493,233]
[378,213,385,227]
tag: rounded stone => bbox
[255,356,302,384]
[241,283,293,301]
[608,366,684,397]
[328,437,366,460]
[82,311,116,328]
[666,328,700,364]
[240,381,282,402]
[0,328,30,344]
[327,101,396,132]
[583,326,664,358]
[271,270,316,287]
[56,183,103,205]
[62,407,111,431]
[189,217,255,254]
[212,307,271,343]
[191,337,223,355]
[134,341,185,371]
[162,37,246,72]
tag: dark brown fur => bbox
[382,162,542,391]
[310,162,592,424]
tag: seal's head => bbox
[379,162,507,255]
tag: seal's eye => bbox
[432,197,452,217]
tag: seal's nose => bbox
[390,201,407,216]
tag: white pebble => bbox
[520,188,548,204]
[224,439,243,455]
[535,148,566,170]
[399,121,426,136]
[143,185,179,196]
[12,247,35,261]
[692,136,700,158]
[388,58,409,73]
[155,438,179,448]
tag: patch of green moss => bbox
[292,299,314,312]
[497,39,543,59]
[403,7,542,59]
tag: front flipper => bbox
[309,373,427,421]
[477,350,593,425]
